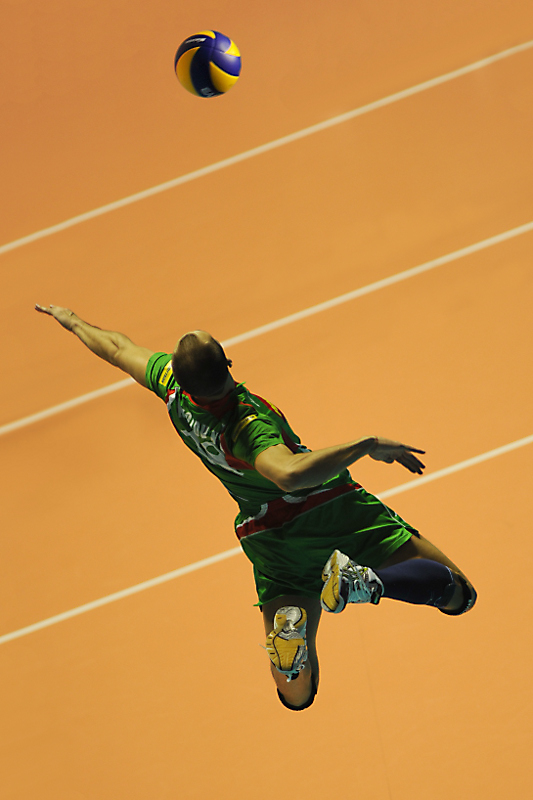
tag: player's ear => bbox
[227,359,233,368]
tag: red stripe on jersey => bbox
[235,482,359,540]
[182,389,238,419]
[281,429,301,454]
[249,392,287,422]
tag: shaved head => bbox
[171,331,232,398]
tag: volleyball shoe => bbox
[321,549,384,613]
[265,606,308,682]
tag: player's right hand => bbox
[369,437,426,474]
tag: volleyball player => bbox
[35,304,477,711]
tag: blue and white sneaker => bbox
[321,550,384,613]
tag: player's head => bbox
[172,330,233,398]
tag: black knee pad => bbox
[439,575,477,616]
[277,673,318,711]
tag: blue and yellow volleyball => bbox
[174,30,241,98]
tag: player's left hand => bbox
[35,304,78,331]
[369,437,426,474]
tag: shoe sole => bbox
[265,606,308,675]
[321,550,347,613]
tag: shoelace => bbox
[344,564,373,602]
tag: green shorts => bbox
[239,486,416,606]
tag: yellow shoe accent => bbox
[321,550,383,612]
[321,550,344,613]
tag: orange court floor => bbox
[1,2,533,798]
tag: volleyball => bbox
[174,30,241,98]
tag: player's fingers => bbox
[398,453,425,473]
[403,445,425,454]
[35,304,53,315]
[402,462,423,474]
[407,452,425,467]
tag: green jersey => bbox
[145,353,355,537]
[145,352,415,605]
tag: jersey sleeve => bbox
[145,352,175,400]
[231,415,286,466]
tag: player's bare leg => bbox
[262,595,321,710]
[377,532,476,614]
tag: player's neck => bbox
[193,377,236,405]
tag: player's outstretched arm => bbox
[35,304,154,388]
[255,436,425,492]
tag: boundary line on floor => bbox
[1,40,532,257]
[1,432,531,646]
[3,219,531,438]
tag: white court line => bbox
[0,547,242,647]
[1,40,532,257]
[0,378,135,437]
[1,433,531,646]
[3,219,532,438]
[222,221,533,347]
[379,434,533,498]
